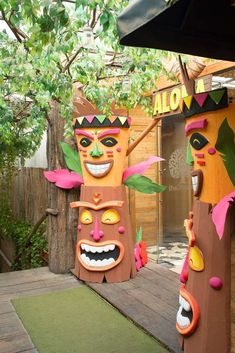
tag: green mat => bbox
[12,287,169,353]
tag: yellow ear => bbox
[189,246,204,271]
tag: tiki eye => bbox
[80,137,92,147]
[101,209,120,224]
[100,137,118,147]
[80,210,93,224]
[190,133,208,150]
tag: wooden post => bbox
[46,101,79,274]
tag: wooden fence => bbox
[10,168,47,225]
[0,168,47,271]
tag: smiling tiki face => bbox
[71,185,137,283]
[185,103,235,204]
[74,123,130,186]
[73,97,131,187]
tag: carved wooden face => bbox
[185,104,235,204]
[75,126,130,186]
[73,186,136,283]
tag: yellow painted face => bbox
[75,127,130,186]
[185,104,235,204]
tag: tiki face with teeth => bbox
[71,185,137,283]
[184,92,235,204]
[73,97,131,187]
[75,125,130,186]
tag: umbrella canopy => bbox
[118,0,235,61]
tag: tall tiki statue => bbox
[176,63,235,353]
[69,97,165,283]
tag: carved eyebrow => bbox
[75,129,94,140]
[70,200,124,210]
[97,128,120,139]
[185,119,208,135]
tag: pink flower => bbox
[44,169,83,189]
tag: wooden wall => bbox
[11,168,47,225]
[128,106,160,246]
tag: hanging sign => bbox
[152,75,212,118]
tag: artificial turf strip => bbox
[12,286,169,353]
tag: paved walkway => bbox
[0,263,182,353]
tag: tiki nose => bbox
[89,142,103,158]
[90,217,104,241]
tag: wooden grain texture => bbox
[88,261,181,353]
[46,101,79,273]
[128,106,160,247]
[0,264,181,353]
[11,168,47,225]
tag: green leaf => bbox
[60,141,82,175]
[136,226,143,243]
[186,140,194,166]
[124,174,167,194]
[215,118,235,186]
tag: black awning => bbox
[117,0,235,61]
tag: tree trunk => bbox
[46,101,79,273]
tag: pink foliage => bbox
[122,156,164,182]
[134,243,142,271]
[180,252,189,283]
[212,191,235,239]
[44,169,83,189]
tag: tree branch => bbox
[63,45,83,72]
[44,109,53,127]
[13,102,32,121]
[1,9,28,43]
[90,6,97,29]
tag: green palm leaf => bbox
[60,142,82,176]
[215,118,235,186]
[124,174,167,194]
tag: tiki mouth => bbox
[191,170,203,197]
[84,160,113,178]
[176,294,193,329]
[176,286,200,336]
[77,240,124,271]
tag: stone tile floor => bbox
[147,241,188,274]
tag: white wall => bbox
[24,131,48,168]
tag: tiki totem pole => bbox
[44,95,164,283]
[176,62,235,353]
[68,97,165,283]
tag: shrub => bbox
[0,205,48,270]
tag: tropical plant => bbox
[0,0,170,171]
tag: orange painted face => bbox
[185,104,235,204]
[73,115,131,186]
[75,127,130,186]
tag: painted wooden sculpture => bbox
[70,97,165,283]
[176,62,235,353]
[45,97,166,283]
